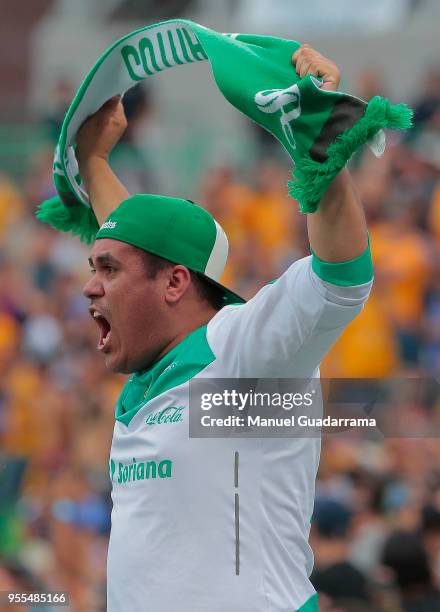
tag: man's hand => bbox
[76,96,128,166]
[292,44,341,92]
[76,96,130,225]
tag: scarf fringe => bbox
[288,96,413,213]
[36,196,99,244]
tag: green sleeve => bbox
[310,234,373,287]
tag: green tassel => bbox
[385,102,413,130]
[289,96,413,213]
[36,196,99,244]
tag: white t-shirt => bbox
[107,253,373,612]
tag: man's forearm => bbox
[80,157,130,225]
[307,169,368,262]
[75,97,130,224]
[292,45,368,262]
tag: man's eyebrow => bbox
[88,253,121,267]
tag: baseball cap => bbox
[95,194,245,306]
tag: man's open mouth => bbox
[90,308,112,351]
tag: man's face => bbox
[83,239,165,374]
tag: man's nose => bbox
[83,274,104,299]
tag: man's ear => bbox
[164,265,192,304]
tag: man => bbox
[77,45,373,612]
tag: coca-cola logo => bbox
[145,405,185,426]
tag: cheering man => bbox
[78,45,373,612]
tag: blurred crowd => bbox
[0,65,440,611]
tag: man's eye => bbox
[88,264,116,275]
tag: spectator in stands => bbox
[311,497,372,608]
[382,529,440,611]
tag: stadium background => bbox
[1,1,440,610]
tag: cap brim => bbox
[199,274,246,307]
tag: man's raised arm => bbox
[76,96,130,224]
[292,45,369,262]
[207,46,373,379]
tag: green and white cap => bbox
[96,194,245,306]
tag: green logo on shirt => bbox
[145,405,184,426]
[110,457,173,483]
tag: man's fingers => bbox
[297,60,315,79]
[294,58,321,80]
[76,95,127,164]
[100,97,121,114]
[92,97,127,132]
[292,42,310,63]
[320,76,339,92]
[291,44,340,92]
[98,96,122,117]
[291,49,300,64]
[106,95,121,105]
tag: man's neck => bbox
[153,306,219,365]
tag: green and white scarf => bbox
[37,19,412,243]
